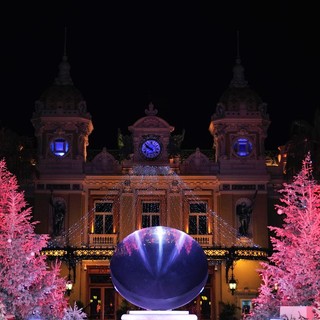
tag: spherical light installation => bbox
[110,226,208,310]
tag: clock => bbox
[141,139,162,159]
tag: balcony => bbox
[89,233,118,248]
[192,235,213,247]
[88,234,212,248]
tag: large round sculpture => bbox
[110,226,208,310]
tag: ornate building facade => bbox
[28,48,284,320]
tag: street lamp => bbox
[66,273,73,296]
[228,265,237,295]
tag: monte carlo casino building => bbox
[20,49,286,320]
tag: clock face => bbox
[141,139,162,159]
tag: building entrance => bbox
[88,287,115,320]
[87,268,115,320]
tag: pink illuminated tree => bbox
[0,159,86,319]
[249,152,320,319]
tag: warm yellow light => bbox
[66,279,73,295]
[229,280,237,290]
[229,276,237,295]
[66,280,73,291]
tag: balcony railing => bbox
[88,234,212,248]
[192,235,213,246]
[89,234,118,248]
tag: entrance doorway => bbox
[87,268,116,320]
[89,287,115,320]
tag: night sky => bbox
[1,2,319,151]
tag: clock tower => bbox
[128,103,174,166]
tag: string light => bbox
[55,167,259,249]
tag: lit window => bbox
[142,202,160,228]
[189,202,207,235]
[50,138,69,157]
[94,201,113,234]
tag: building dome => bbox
[34,55,89,117]
[38,84,85,111]
[213,57,267,119]
[219,86,264,112]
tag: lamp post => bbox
[64,246,76,296]
[228,264,237,295]
[226,249,237,295]
[65,268,73,296]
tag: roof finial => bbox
[145,102,158,116]
[64,26,67,57]
[54,27,73,85]
[229,30,248,88]
[236,29,240,60]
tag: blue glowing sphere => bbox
[110,226,208,310]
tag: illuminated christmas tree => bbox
[0,159,86,319]
[249,152,320,319]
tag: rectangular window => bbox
[142,201,160,228]
[189,202,208,235]
[241,299,252,316]
[94,201,113,234]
